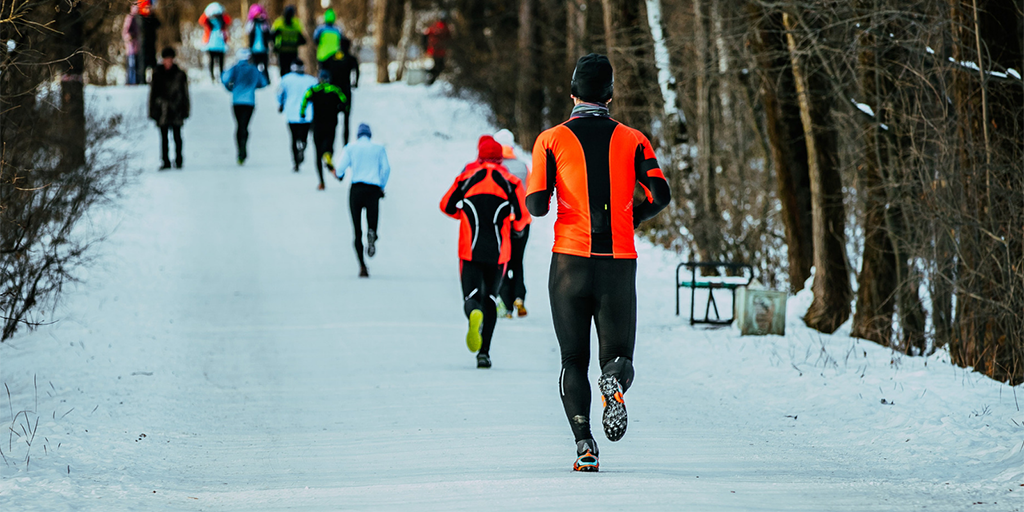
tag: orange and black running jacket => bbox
[441,161,530,264]
[527,115,671,259]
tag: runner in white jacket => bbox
[334,123,391,278]
[277,59,318,172]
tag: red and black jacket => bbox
[441,161,530,264]
[527,115,671,259]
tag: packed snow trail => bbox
[1,76,1021,511]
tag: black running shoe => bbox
[476,353,491,368]
[599,373,627,442]
[367,229,377,257]
[573,439,599,472]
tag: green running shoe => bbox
[466,309,483,352]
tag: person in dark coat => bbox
[149,47,190,170]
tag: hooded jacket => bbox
[149,63,190,126]
[278,71,318,124]
[222,58,269,105]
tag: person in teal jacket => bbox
[222,49,269,164]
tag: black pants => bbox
[427,56,445,85]
[549,253,637,442]
[233,105,254,161]
[251,52,270,82]
[278,52,297,77]
[312,122,337,187]
[498,225,529,308]
[350,183,382,266]
[341,101,352,146]
[461,260,502,355]
[208,51,225,81]
[159,124,183,167]
[288,123,310,167]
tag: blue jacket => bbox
[277,72,318,124]
[222,61,268,105]
[336,136,391,188]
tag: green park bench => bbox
[676,262,754,325]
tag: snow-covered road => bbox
[1,75,1021,511]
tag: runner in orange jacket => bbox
[527,53,671,472]
[441,135,529,368]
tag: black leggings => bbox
[350,183,382,266]
[232,105,254,161]
[251,52,270,82]
[313,123,337,187]
[159,124,183,166]
[208,51,225,81]
[278,52,298,78]
[498,224,529,308]
[288,123,310,166]
[461,260,502,355]
[549,253,637,442]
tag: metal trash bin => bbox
[735,286,787,336]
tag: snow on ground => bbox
[1,73,1022,511]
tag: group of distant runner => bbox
[143,3,672,472]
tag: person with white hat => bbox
[492,128,531,319]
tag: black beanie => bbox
[161,47,176,59]
[571,53,613,103]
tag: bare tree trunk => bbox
[784,10,852,333]
[691,0,721,262]
[748,6,812,292]
[374,0,392,83]
[395,0,414,82]
[59,1,86,171]
[566,0,589,66]
[516,0,544,149]
[298,0,318,74]
[600,0,661,138]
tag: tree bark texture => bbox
[690,0,722,263]
[395,0,414,82]
[747,6,812,293]
[59,1,87,171]
[375,0,392,83]
[783,11,851,334]
[516,0,543,150]
[599,0,662,139]
[947,0,1024,383]
[298,0,318,75]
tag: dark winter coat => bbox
[149,64,190,127]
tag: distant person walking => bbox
[527,54,671,472]
[222,48,269,165]
[313,9,344,70]
[440,136,529,369]
[332,123,390,278]
[245,4,272,82]
[277,58,317,172]
[199,2,231,82]
[271,5,306,78]
[149,47,190,170]
[300,69,347,190]
[492,128,531,319]
[423,16,450,85]
[122,4,142,85]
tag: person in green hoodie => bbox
[271,5,306,78]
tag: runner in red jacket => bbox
[441,136,529,368]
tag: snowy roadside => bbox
[0,78,1021,511]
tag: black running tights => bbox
[208,51,225,81]
[498,225,529,309]
[288,123,310,166]
[350,183,382,266]
[461,260,501,355]
[549,253,637,442]
[233,104,254,161]
[313,124,337,187]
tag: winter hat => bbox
[357,123,372,138]
[283,5,296,20]
[203,2,224,17]
[318,68,331,83]
[290,58,305,72]
[571,53,614,103]
[236,48,252,62]
[248,4,267,20]
[493,128,515,148]
[477,135,503,162]
[161,47,176,59]
[324,8,336,24]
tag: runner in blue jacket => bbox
[277,58,318,171]
[333,123,390,278]
[222,48,269,164]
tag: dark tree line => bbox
[388,0,1022,384]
